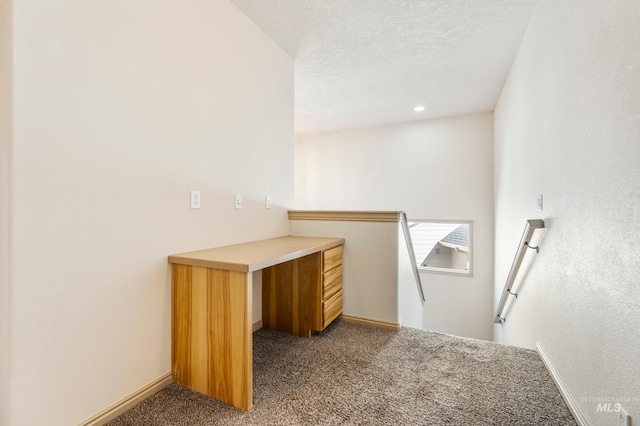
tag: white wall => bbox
[295,112,494,340]
[0,1,13,425]
[494,0,640,423]
[6,1,293,425]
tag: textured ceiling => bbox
[229,0,539,134]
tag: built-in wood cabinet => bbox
[169,236,344,410]
[262,244,343,337]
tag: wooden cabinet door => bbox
[262,252,322,337]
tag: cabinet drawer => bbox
[323,245,343,272]
[322,289,342,328]
[323,265,342,300]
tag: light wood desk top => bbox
[168,235,345,273]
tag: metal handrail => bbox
[494,219,545,324]
[400,212,425,303]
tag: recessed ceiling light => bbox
[414,105,425,112]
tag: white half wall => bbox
[295,113,494,340]
[494,0,640,423]
[290,219,401,324]
[7,1,293,424]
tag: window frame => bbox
[407,219,474,278]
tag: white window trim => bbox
[409,219,474,278]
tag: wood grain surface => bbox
[262,253,322,337]
[171,264,252,410]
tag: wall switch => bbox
[618,406,631,426]
[235,194,243,210]
[265,196,272,209]
[190,191,201,209]
[537,194,544,211]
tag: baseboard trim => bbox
[340,314,401,331]
[79,372,172,426]
[253,319,263,333]
[536,342,588,426]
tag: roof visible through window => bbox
[408,221,472,276]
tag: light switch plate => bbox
[190,191,201,209]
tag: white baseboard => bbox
[536,342,588,426]
[340,314,401,331]
[253,319,263,333]
[78,372,172,426]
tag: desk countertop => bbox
[168,235,344,272]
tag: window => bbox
[407,220,472,276]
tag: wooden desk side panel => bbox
[171,264,252,410]
[172,264,192,387]
[262,253,321,337]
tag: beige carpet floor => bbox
[108,319,576,425]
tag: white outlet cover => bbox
[618,406,631,426]
[265,196,272,209]
[190,191,201,209]
[235,194,243,210]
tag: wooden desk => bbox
[168,236,345,410]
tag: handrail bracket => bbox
[524,242,540,253]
